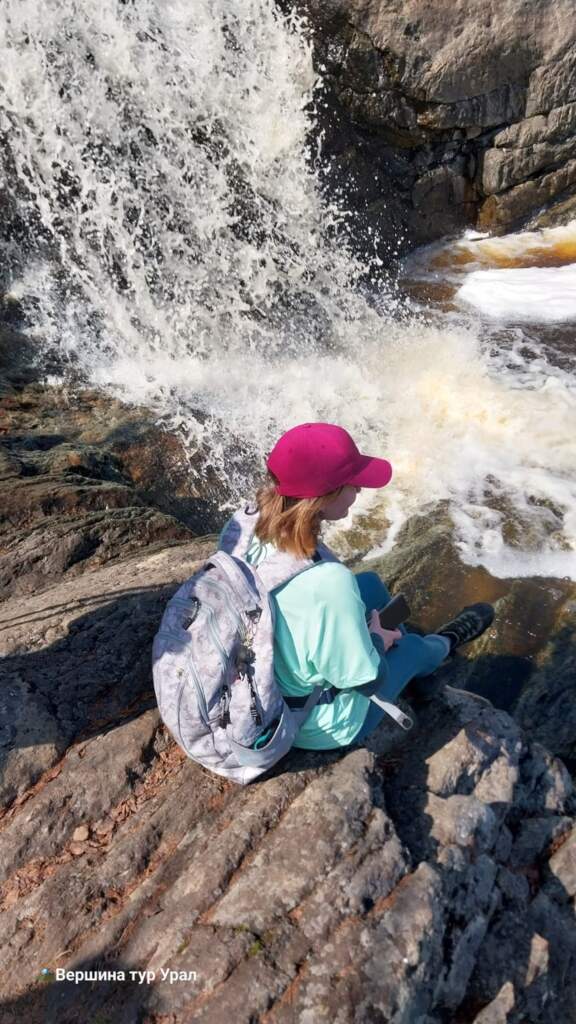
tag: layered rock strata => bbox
[1,548,575,1022]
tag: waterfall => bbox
[1,0,576,579]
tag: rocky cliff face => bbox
[0,325,242,603]
[1,358,576,1021]
[285,0,576,252]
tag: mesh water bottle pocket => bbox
[227,703,298,769]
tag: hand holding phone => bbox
[367,610,402,650]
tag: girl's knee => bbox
[398,632,426,655]
[396,632,446,673]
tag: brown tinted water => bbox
[430,236,576,270]
[402,221,576,309]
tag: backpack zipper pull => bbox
[219,684,231,728]
[236,641,262,726]
[248,678,262,726]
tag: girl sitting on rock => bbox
[221,422,494,751]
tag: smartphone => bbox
[377,593,411,630]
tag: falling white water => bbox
[1,0,576,580]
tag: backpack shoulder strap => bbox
[219,505,322,593]
[219,506,259,559]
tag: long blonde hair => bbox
[254,472,344,558]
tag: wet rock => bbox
[0,504,192,601]
[0,325,39,390]
[357,513,576,759]
[471,982,515,1024]
[0,372,234,598]
[528,189,576,230]
[355,509,508,636]
[478,158,576,233]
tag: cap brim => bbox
[346,455,393,489]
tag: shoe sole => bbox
[444,686,492,707]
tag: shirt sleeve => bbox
[305,564,388,689]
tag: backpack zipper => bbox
[157,610,211,730]
[203,601,230,674]
[170,590,233,691]
[219,683,231,728]
[200,575,264,725]
[174,652,210,731]
[209,561,253,622]
[203,595,263,727]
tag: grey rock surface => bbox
[1,537,575,1022]
[283,0,576,251]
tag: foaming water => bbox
[358,322,576,577]
[1,1,575,580]
[454,222,576,322]
[2,0,389,363]
[457,264,576,322]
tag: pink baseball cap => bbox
[267,423,393,498]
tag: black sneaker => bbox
[436,602,495,655]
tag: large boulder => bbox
[356,511,576,755]
[283,0,576,252]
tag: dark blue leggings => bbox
[352,572,449,742]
